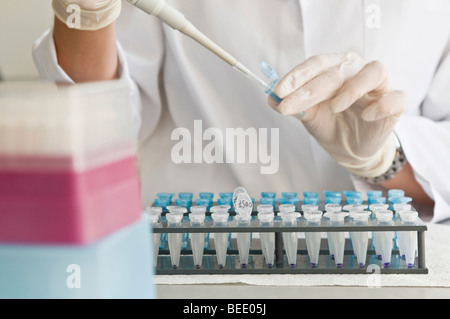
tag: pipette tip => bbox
[234,62,270,90]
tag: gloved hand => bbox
[52,0,121,31]
[269,52,408,178]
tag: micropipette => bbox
[125,0,272,91]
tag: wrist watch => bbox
[360,132,407,184]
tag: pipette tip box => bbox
[0,80,142,244]
[0,217,156,299]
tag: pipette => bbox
[125,0,272,91]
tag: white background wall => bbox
[0,0,53,80]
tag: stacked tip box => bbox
[0,81,141,244]
[0,81,155,298]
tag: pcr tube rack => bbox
[150,201,427,275]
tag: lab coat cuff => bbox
[32,28,74,83]
[395,115,449,223]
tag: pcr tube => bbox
[303,210,323,268]
[343,204,367,251]
[369,204,389,259]
[167,205,189,250]
[189,206,207,269]
[232,186,248,209]
[374,210,394,268]
[303,191,319,199]
[324,204,348,268]
[236,214,252,268]
[349,210,371,268]
[211,206,231,269]
[393,203,412,213]
[324,191,342,205]
[393,203,412,254]
[166,209,185,269]
[281,192,298,199]
[146,206,162,267]
[302,204,319,213]
[278,205,299,268]
[257,205,276,268]
[261,192,276,199]
[397,210,419,268]
[260,197,276,210]
[303,197,319,205]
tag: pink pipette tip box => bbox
[0,155,142,245]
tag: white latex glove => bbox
[52,0,121,31]
[269,52,408,178]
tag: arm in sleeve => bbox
[31,6,166,142]
[395,37,450,223]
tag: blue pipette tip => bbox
[407,263,413,269]
[377,255,382,260]
[172,265,178,270]
[267,263,273,269]
[289,264,296,269]
[260,61,277,79]
[384,262,390,268]
[219,264,224,269]
[311,263,317,268]
[241,263,247,268]
[359,263,365,268]
[336,264,343,268]
[260,61,283,103]
[269,92,282,103]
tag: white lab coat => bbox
[33,0,450,222]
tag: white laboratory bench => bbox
[156,284,450,299]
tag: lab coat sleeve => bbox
[395,37,450,223]
[32,27,143,138]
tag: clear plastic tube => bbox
[374,210,394,268]
[302,204,319,213]
[303,210,323,268]
[260,61,282,103]
[369,204,389,259]
[349,211,371,267]
[189,206,206,269]
[211,206,230,269]
[236,215,252,268]
[279,205,300,268]
[397,210,419,268]
[166,211,184,269]
[324,205,348,268]
[257,205,275,268]
[392,203,412,254]
[167,206,189,250]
